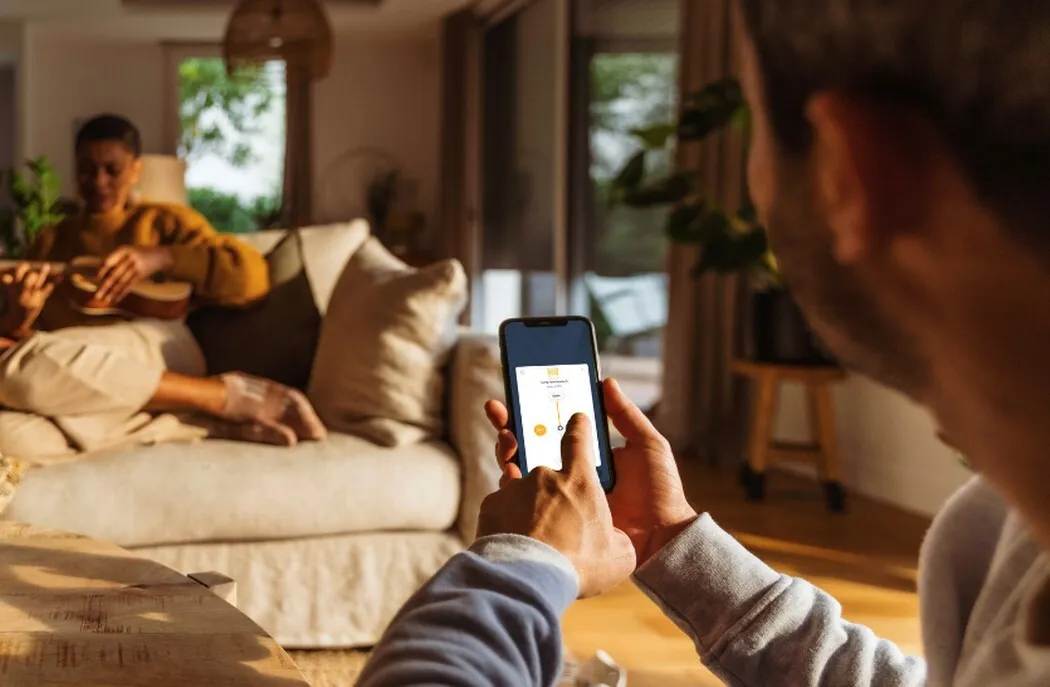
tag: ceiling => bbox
[0,0,474,40]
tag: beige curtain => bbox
[656,0,749,462]
[282,63,314,229]
[437,8,482,324]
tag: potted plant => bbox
[1,157,65,259]
[612,78,831,365]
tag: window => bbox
[583,50,678,359]
[176,56,286,233]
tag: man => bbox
[357,1,1050,685]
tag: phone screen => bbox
[499,317,615,491]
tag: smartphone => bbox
[498,316,616,492]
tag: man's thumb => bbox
[560,413,594,475]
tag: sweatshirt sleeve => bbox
[156,206,270,307]
[633,514,927,687]
[356,534,579,687]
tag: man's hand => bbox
[0,263,55,337]
[477,413,636,598]
[97,245,174,304]
[485,378,697,568]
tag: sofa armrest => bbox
[447,331,504,542]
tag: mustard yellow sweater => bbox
[27,203,270,307]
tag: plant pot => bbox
[751,289,835,366]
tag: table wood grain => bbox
[0,522,309,686]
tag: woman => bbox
[0,114,325,457]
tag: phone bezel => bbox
[498,316,617,493]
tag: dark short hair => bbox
[75,114,142,157]
[738,1,1050,246]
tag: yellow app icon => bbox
[534,424,547,436]
[547,367,559,378]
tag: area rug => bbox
[287,649,583,686]
[287,650,371,687]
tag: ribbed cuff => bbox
[471,534,581,608]
[633,513,783,653]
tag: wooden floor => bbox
[562,462,930,686]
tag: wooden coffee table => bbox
[0,522,309,686]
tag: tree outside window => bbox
[178,58,285,233]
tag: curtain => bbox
[437,8,482,324]
[655,0,750,462]
[282,63,314,229]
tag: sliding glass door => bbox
[576,45,677,358]
[475,0,679,409]
[476,0,570,330]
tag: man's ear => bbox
[806,93,937,264]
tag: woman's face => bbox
[75,141,142,213]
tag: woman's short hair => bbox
[75,114,142,157]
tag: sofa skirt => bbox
[136,529,464,648]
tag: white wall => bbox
[311,35,442,234]
[775,377,973,517]
[0,21,25,168]
[577,0,679,40]
[23,34,165,196]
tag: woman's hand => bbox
[484,378,697,568]
[97,245,174,304]
[0,263,55,337]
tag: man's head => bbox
[74,114,143,214]
[736,1,1050,402]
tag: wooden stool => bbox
[731,360,848,512]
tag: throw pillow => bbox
[188,231,321,390]
[308,238,468,447]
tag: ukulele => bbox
[0,257,193,321]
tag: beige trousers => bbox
[0,321,209,461]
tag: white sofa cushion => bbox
[308,238,468,447]
[447,331,504,540]
[4,433,461,547]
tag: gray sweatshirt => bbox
[358,478,1050,686]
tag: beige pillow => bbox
[308,238,468,447]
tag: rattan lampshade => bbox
[223,0,333,80]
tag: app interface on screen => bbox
[516,363,601,471]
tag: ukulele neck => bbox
[0,260,68,274]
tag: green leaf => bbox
[623,173,694,208]
[9,170,31,206]
[5,156,64,239]
[736,227,769,260]
[230,143,254,167]
[731,105,752,133]
[691,227,769,277]
[737,203,759,225]
[666,202,706,243]
[679,77,746,142]
[693,209,734,243]
[630,122,677,150]
[612,150,647,192]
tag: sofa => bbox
[2,220,505,648]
